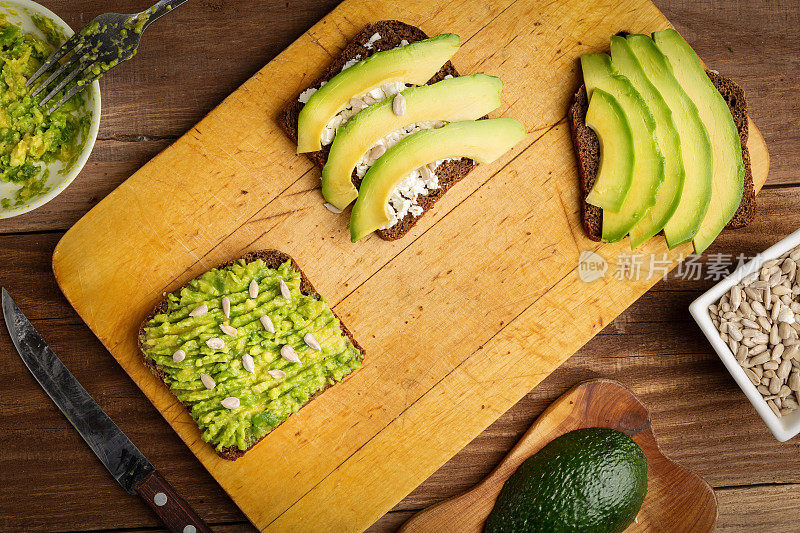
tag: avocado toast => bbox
[570,30,756,252]
[280,20,512,241]
[138,251,364,460]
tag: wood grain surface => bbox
[400,380,716,533]
[0,1,798,532]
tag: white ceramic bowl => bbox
[0,0,101,219]
[690,228,800,441]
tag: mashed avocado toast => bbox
[138,251,364,459]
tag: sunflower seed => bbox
[709,304,719,316]
[279,279,291,300]
[769,272,783,287]
[742,328,762,338]
[772,302,782,322]
[754,366,763,379]
[728,324,743,341]
[304,333,321,350]
[785,345,800,361]
[750,281,769,291]
[392,93,406,116]
[757,316,772,331]
[221,397,240,409]
[770,376,782,394]
[730,286,742,310]
[172,349,186,363]
[762,376,772,385]
[790,372,800,391]
[200,373,215,390]
[189,304,208,317]
[791,248,800,262]
[780,384,793,398]
[782,258,797,274]
[324,202,343,214]
[206,338,225,350]
[280,344,300,363]
[222,296,230,318]
[765,370,776,379]
[260,315,275,333]
[780,322,794,340]
[783,396,799,409]
[740,301,754,317]
[744,368,761,385]
[745,287,762,301]
[764,258,782,269]
[268,369,286,380]
[736,345,749,362]
[750,353,771,365]
[768,400,781,417]
[750,344,768,356]
[220,324,237,337]
[249,280,259,299]
[758,384,771,395]
[752,301,768,317]
[741,318,760,329]
[728,338,739,353]
[242,354,255,374]
[763,361,779,371]
[369,143,387,160]
[774,343,786,360]
[778,358,793,379]
[771,325,781,345]
[773,285,791,296]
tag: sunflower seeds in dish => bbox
[712,243,800,416]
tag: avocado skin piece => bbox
[484,428,647,533]
[654,29,744,254]
[583,88,634,213]
[625,34,712,249]
[610,35,685,249]
[581,54,665,244]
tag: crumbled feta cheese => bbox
[341,54,362,72]
[319,82,409,146]
[381,157,464,229]
[364,32,381,50]
[297,87,317,103]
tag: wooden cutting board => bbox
[52,0,769,530]
[400,379,716,532]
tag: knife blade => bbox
[2,288,212,533]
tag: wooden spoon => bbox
[400,379,716,533]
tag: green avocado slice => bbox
[654,29,744,253]
[350,118,526,242]
[626,34,713,249]
[581,53,665,244]
[321,74,503,210]
[584,88,634,213]
[296,33,461,153]
[610,35,684,249]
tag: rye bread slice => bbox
[278,20,477,241]
[138,250,364,460]
[569,71,756,243]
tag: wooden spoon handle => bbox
[135,469,213,533]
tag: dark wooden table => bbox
[1,1,798,531]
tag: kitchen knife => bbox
[2,288,212,533]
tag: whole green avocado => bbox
[484,427,647,533]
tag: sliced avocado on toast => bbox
[610,35,685,249]
[485,427,647,533]
[581,53,665,243]
[654,29,745,253]
[626,33,713,249]
[296,33,461,153]
[322,74,503,210]
[583,88,634,213]
[350,118,526,242]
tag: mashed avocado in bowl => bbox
[0,0,100,219]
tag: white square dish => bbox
[690,227,800,442]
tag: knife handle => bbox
[136,469,213,533]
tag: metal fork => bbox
[27,0,189,113]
